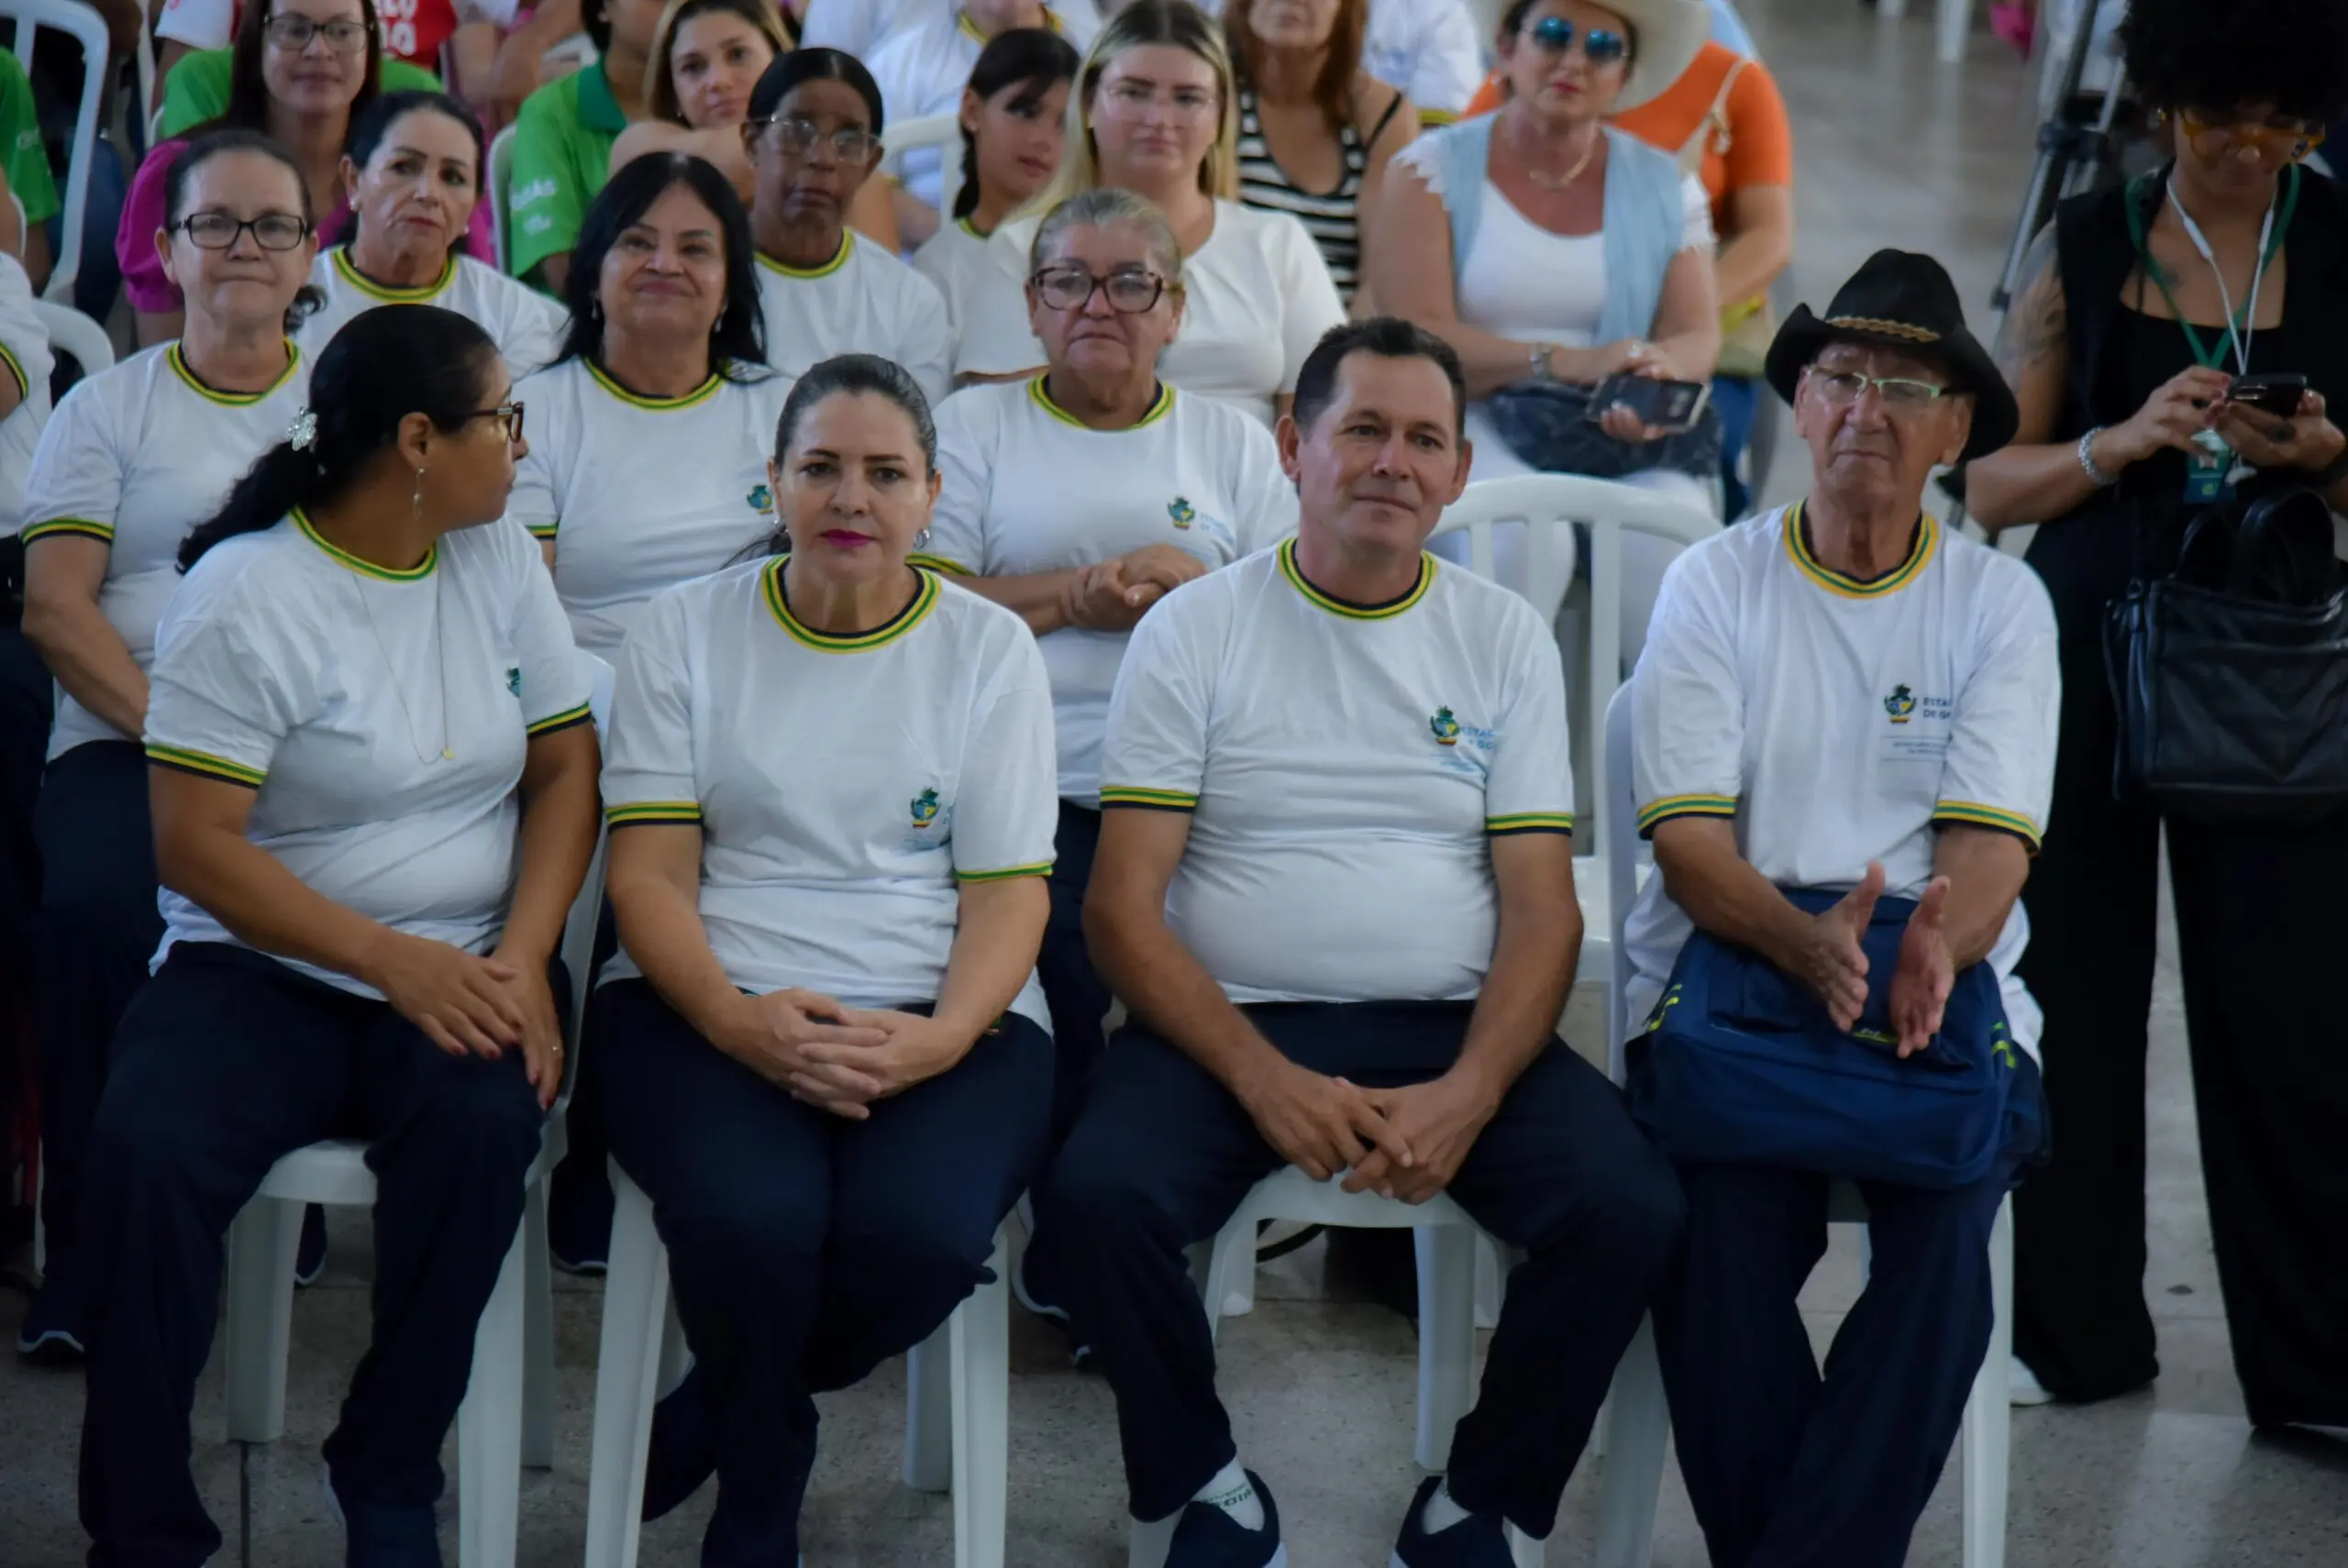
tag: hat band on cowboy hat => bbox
[1763,248,2022,461]
[1542,0,1711,114]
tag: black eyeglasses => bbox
[748,116,880,164]
[176,211,311,250]
[1031,266,1168,314]
[470,402,526,442]
[263,15,371,53]
[1526,15,1627,64]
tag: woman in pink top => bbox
[122,0,498,346]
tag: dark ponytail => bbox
[953,28,1080,223]
[754,353,936,557]
[180,304,501,570]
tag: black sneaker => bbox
[1390,1476,1513,1568]
[1167,1469,1286,1568]
[14,1278,85,1364]
[326,1466,441,1568]
[548,1168,612,1275]
[294,1205,330,1287]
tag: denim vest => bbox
[1426,116,1685,344]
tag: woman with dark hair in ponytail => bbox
[910,26,1078,345]
[76,303,601,1564]
[11,129,319,1364]
[590,355,1056,1548]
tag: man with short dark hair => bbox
[1040,318,1686,1568]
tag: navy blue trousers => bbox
[1037,800,1110,1132]
[79,942,545,1567]
[591,978,1056,1564]
[1039,1002,1685,1534]
[33,739,162,1306]
[1651,1142,2027,1568]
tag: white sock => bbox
[1420,1477,1472,1535]
[1193,1458,1266,1532]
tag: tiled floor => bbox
[6,3,2347,1564]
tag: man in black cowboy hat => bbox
[1619,248,2060,1568]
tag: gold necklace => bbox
[352,569,454,764]
[1523,132,1600,191]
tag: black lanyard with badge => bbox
[2126,164,2299,503]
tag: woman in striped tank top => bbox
[1226,0,1414,310]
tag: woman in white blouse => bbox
[592,355,1056,1546]
[296,90,567,377]
[954,0,1346,427]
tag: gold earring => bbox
[412,466,426,520]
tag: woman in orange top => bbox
[1464,32,1791,513]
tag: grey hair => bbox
[1026,187,1187,293]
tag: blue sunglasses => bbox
[1527,15,1628,64]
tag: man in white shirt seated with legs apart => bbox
[1039,318,1686,1568]
[1627,250,2059,1568]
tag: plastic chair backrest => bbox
[488,124,518,275]
[33,297,113,381]
[0,0,109,304]
[1430,474,1714,868]
[887,112,966,224]
[1603,681,1637,1083]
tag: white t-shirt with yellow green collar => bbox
[599,557,1059,1028]
[507,354,793,657]
[928,375,1296,804]
[752,232,954,409]
[1101,538,1575,1004]
[296,248,568,379]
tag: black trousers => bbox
[1653,1145,2028,1568]
[1038,800,1110,1130]
[1038,1002,1685,1535]
[2019,517,2348,1421]
[591,978,1055,1564]
[79,943,545,1566]
[33,739,162,1305]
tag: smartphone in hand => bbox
[2226,372,2309,418]
[1589,372,1711,435]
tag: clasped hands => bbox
[717,988,975,1119]
[1061,543,1209,633]
[1231,1055,1501,1205]
[1787,861,1956,1058]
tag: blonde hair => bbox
[1036,0,1240,213]
[1028,187,1189,293]
[645,0,792,126]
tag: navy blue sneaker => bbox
[642,1364,717,1521]
[15,1277,86,1364]
[1390,1476,1512,1568]
[326,1467,441,1568]
[1167,1470,1285,1568]
[294,1204,330,1286]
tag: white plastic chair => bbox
[219,654,617,1568]
[32,296,112,378]
[1132,1170,1545,1568]
[488,125,517,275]
[1590,682,2015,1568]
[886,111,968,225]
[583,1166,1013,1568]
[0,0,109,303]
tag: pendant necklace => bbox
[354,568,454,764]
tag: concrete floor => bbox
[6,2,2347,1563]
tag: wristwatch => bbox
[1528,342,1562,383]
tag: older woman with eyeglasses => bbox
[13,131,321,1364]
[1966,0,2348,1425]
[745,49,955,405]
[925,190,1292,1309]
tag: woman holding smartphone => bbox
[1966,0,2348,1428]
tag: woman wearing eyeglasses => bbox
[119,0,499,348]
[1966,0,2348,1426]
[955,0,1346,429]
[297,91,569,378]
[1365,0,1713,668]
[924,189,1293,1324]
[76,303,598,1564]
[743,49,955,406]
[12,131,320,1364]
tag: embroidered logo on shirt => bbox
[748,482,773,514]
[1991,1021,2019,1069]
[1430,706,1462,746]
[910,788,941,828]
[1884,684,1918,723]
[1168,496,1196,529]
[506,667,522,697]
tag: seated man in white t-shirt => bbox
[1039,318,1685,1568]
[1625,251,2059,1568]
